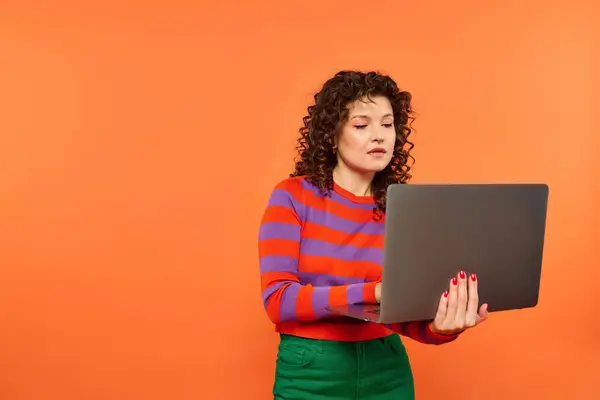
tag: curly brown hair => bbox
[290,70,416,220]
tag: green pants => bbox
[273,334,415,400]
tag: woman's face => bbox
[335,95,396,174]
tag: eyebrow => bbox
[350,113,394,120]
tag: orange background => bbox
[1,1,599,399]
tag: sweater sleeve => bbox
[258,183,379,324]
[385,322,461,345]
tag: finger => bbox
[475,304,489,324]
[481,303,489,315]
[465,273,479,327]
[454,270,468,326]
[433,290,449,327]
[444,276,459,324]
[478,303,489,321]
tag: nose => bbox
[372,127,385,143]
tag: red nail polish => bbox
[459,271,466,279]
[452,277,458,285]
[443,290,448,298]
[471,273,477,281]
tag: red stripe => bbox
[404,322,422,342]
[265,283,291,323]
[328,286,347,307]
[362,282,378,303]
[296,285,315,320]
[261,205,299,225]
[259,239,299,258]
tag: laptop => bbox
[326,183,549,324]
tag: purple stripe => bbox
[304,206,383,236]
[279,283,300,321]
[268,189,302,215]
[346,284,365,304]
[301,179,374,211]
[312,287,331,318]
[262,281,287,306]
[259,222,300,241]
[269,188,383,236]
[298,271,366,287]
[417,322,431,343]
[259,255,298,274]
[300,239,382,264]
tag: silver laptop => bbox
[326,183,549,324]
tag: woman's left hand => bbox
[429,270,489,335]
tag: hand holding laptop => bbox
[375,270,489,335]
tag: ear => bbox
[332,134,339,152]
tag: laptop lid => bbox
[378,183,549,324]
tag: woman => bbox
[258,70,489,399]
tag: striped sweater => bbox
[258,176,459,344]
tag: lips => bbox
[368,148,386,154]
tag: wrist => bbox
[428,322,463,336]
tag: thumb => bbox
[477,304,489,323]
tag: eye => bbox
[383,123,394,128]
[354,125,367,130]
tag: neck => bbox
[332,163,375,197]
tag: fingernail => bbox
[471,273,477,281]
[459,271,466,279]
[452,277,458,285]
[443,290,448,298]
